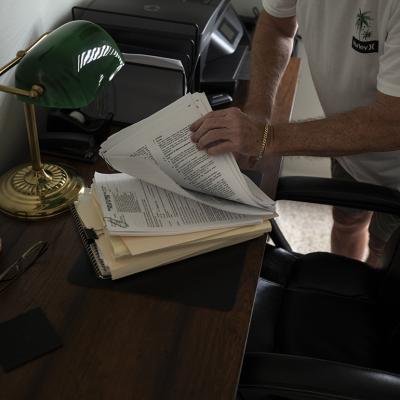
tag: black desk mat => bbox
[68,241,251,311]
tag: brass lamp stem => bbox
[0,32,48,98]
[23,103,42,171]
[0,54,24,76]
[0,32,48,77]
[0,84,42,98]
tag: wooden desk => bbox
[0,58,299,400]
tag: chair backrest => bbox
[380,225,400,306]
[378,226,400,373]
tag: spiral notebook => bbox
[71,191,271,280]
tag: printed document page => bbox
[79,190,270,257]
[85,189,246,257]
[93,173,265,235]
[100,93,275,214]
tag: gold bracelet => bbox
[255,123,271,162]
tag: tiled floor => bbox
[275,201,333,254]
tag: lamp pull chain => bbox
[23,103,42,172]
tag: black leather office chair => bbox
[238,177,400,400]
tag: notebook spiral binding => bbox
[70,205,111,279]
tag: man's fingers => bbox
[189,107,248,157]
[191,117,229,143]
[190,110,228,132]
[206,141,235,156]
[196,128,232,150]
[190,114,208,132]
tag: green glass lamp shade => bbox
[15,20,124,108]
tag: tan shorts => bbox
[331,159,400,243]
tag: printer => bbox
[72,0,249,124]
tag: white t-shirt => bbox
[262,0,400,189]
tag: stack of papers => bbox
[73,93,275,279]
[97,92,275,234]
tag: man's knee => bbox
[332,206,371,230]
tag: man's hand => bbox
[190,107,265,158]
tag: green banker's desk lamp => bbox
[0,20,124,219]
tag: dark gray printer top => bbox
[81,0,228,33]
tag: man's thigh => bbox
[369,210,400,242]
[331,159,400,242]
[331,159,371,226]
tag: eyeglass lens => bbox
[0,241,48,283]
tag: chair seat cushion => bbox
[261,245,381,300]
[248,246,384,368]
[276,287,380,367]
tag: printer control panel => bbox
[218,18,239,44]
[207,4,244,61]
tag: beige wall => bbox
[0,0,91,173]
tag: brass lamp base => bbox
[0,162,84,219]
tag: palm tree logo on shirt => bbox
[352,9,378,53]
[355,9,372,41]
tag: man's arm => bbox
[267,91,400,157]
[190,11,297,168]
[191,90,400,169]
[190,11,400,169]
[244,11,298,122]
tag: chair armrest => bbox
[276,177,400,216]
[239,352,400,400]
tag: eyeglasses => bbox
[0,241,48,294]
